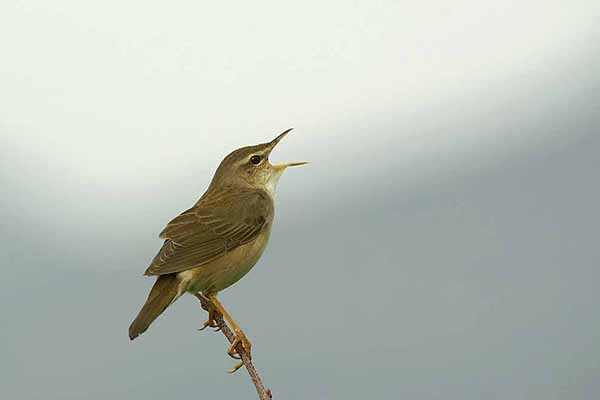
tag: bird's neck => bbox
[263,169,284,198]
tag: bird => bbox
[128,128,307,372]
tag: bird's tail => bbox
[129,274,180,340]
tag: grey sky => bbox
[1,1,600,399]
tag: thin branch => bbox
[196,295,272,400]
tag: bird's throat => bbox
[264,169,284,197]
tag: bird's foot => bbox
[227,328,252,373]
[197,301,220,332]
[198,314,220,332]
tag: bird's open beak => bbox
[273,161,308,171]
[268,127,294,148]
[268,128,308,171]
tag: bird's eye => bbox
[250,155,261,165]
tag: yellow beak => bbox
[268,128,308,171]
[273,161,308,171]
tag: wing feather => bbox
[144,189,272,276]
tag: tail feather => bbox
[129,274,180,340]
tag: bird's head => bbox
[209,128,307,194]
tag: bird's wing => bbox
[144,189,273,276]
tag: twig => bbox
[196,295,272,400]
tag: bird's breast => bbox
[180,225,272,294]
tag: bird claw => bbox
[198,308,219,332]
[227,361,245,374]
[198,319,218,331]
[226,329,252,373]
[197,294,252,374]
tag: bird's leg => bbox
[208,294,252,373]
[195,293,220,331]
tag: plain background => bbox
[1,1,599,399]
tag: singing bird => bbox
[128,128,306,372]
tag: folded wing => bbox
[144,189,273,276]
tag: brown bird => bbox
[128,128,306,372]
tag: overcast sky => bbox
[1,1,600,399]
